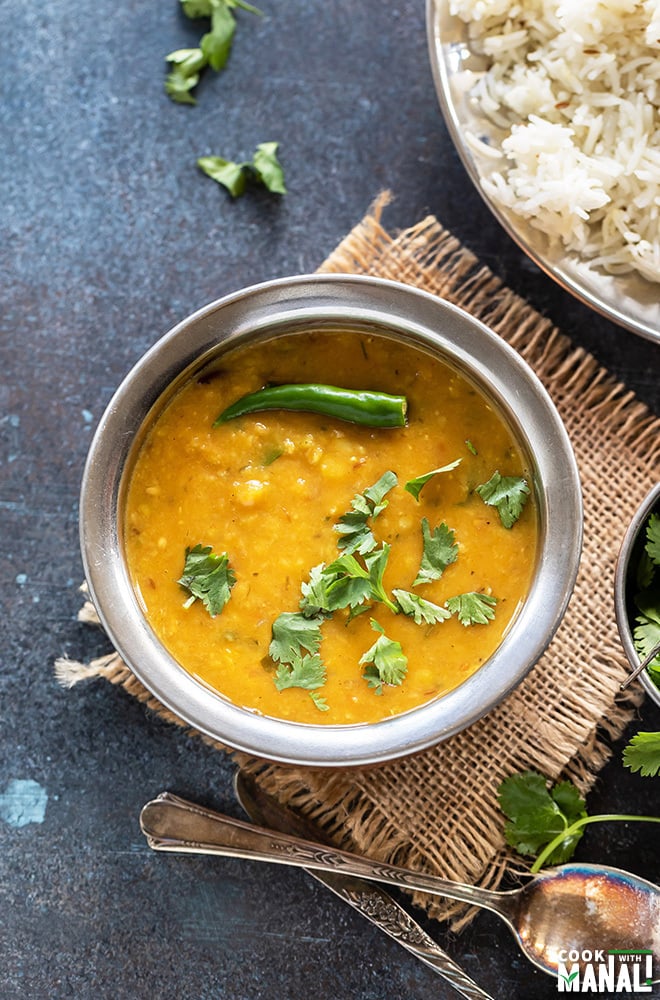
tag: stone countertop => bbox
[1,2,659,998]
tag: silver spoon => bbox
[140,791,660,980]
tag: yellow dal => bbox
[124,330,538,725]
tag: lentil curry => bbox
[124,329,538,725]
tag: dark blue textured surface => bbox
[1,2,659,998]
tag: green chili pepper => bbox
[214,384,408,428]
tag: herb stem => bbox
[531,814,660,873]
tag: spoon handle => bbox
[140,792,513,922]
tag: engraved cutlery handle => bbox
[140,792,509,917]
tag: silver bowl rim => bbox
[79,272,583,767]
[614,481,660,706]
[425,0,660,346]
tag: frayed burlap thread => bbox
[57,197,658,930]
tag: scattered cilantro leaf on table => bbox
[404,459,461,502]
[178,543,236,616]
[413,518,458,587]
[392,589,450,625]
[198,142,286,197]
[166,0,262,104]
[446,592,497,626]
[623,732,660,777]
[360,620,407,694]
[476,471,530,528]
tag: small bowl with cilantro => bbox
[615,482,660,715]
[80,274,582,766]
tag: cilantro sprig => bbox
[446,592,498,626]
[333,471,397,555]
[178,543,236,616]
[498,770,660,872]
[413,518,458,587]
[360,620,408,695]
[392,589,450,626]
[476,471,530,528]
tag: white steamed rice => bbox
[450,0,660,282]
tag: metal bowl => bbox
[615,482,660,707]
[79,273,582,766]
[426,0,660,345]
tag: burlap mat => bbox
[57,196,660,930]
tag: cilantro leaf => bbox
[646,513,660,566]
[200,2,236,71]
[413,518,458,587]
[252,141,287,194]
[269,611,324,664]
[633,614,660,671]
[498,771,587,864]
[404,459,461,502]
[475,471,530,528]
[197,156,247,196]
[178,543,236,616]
[198,143,286,198]
[303,546,397,615]
[499,770,660,871]
[167,0,262,103]
[363,544,398,612]
[274,651,326,692]
[181,0,214,17]
[360,620,407,694]
[446,592,497,626]
[623,731,660,777]
[392,589,451,625]
[310,691,330,712]
[165,48,207,105]
[334,471,398,555]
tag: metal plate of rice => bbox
[427,0,660,344]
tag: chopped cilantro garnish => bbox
[334,471,398,555]
[274,651,326,692]
[475,471,530,528]
[404,459,461,502]
[413,518,458,587]
[299,545,398,617]
[178,543,236,616]
[300,556,372,616]
[446,592,497,626]
[360,620,408,694]
[393,589,450,625]
[198,142,286,198]
[269,611,324,663]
